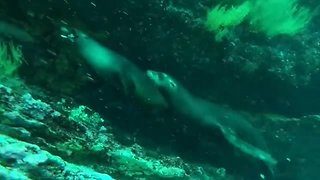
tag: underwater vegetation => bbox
[0,41,23,78]
[205,0,314,41]
[1,0,320,179]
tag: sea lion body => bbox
[146,70,277,167]
[74,31,167,109]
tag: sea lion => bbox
[146,70,277,168]
[72,30,167,109]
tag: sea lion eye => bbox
[169,80,177,88]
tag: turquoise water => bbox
[0,0,319,179]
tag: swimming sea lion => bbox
[72,30,167,109]
[146,70,277,169]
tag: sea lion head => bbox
[146,70,183,107]
[146,70,178,91]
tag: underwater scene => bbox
[0,0,319,179]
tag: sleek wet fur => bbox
[74,31,167,109]
[146,70,277,178]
